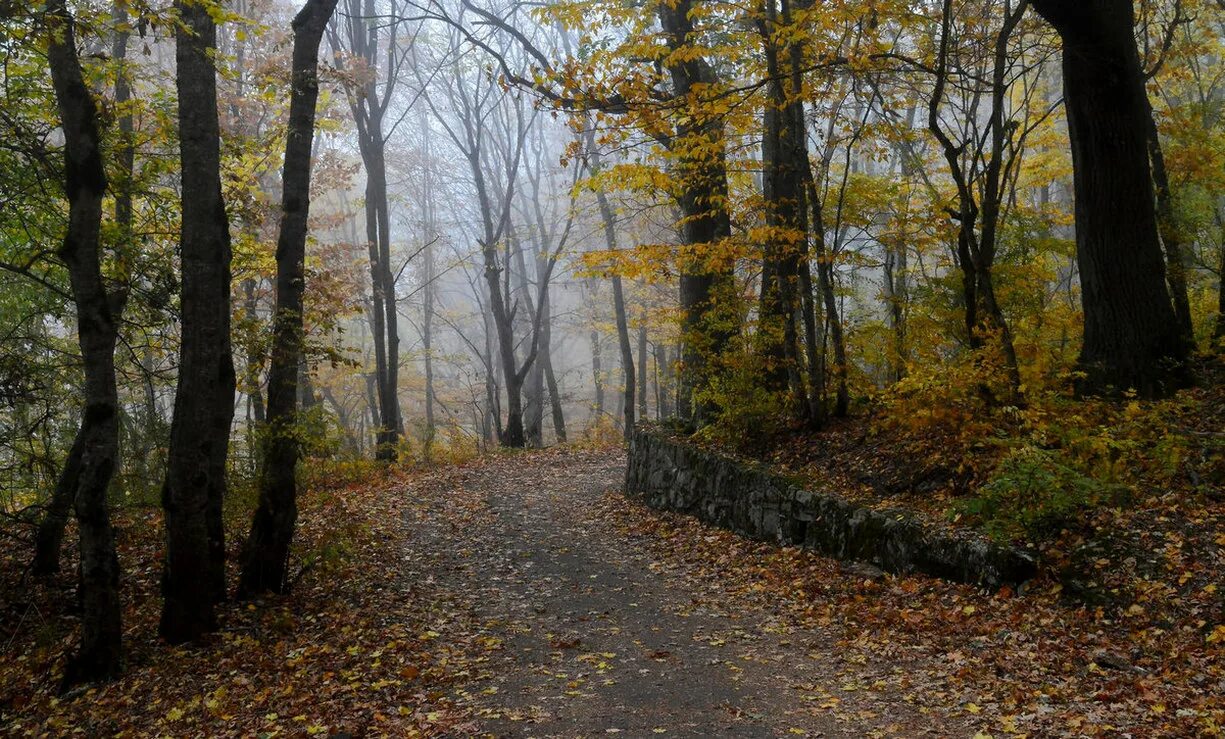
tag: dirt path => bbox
[398,449,969,738]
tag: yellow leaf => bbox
[966,703,982,714]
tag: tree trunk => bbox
[421,106,437,453]
[637,314,648,421]
[543,345,566,442]
[814,235,850,417]
[365,142,400,458]
[653,341,671,419]
[804,175,849,418]
[44,0,124,686]
[798,260,823,424]
[1031,0,1190,396]
[584,129,635,439]
[162,0,236,642]
[612,275,635,441]
[756,1,806,410]
[33,0,135,579]
[515,234,545,448]
[1146,110,1195,348]
[883,240,907,382]
[423,248,436,448]
[658,0,736,429]
[333,0,400,459]
[31,436,83,575]
[238,0,338,599]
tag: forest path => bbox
[398,447,967,738]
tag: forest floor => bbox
[2,447,1222,737]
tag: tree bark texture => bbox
[658,0,737,428]
[1031,0,1190,396]
[238,0,338,599]
[44,0,124,685]
[162,0,236,642]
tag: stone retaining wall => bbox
[625,429,1036,590]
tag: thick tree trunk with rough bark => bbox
[238,0,338,599]
[1031,0,1190,396]
[44,0,124,686]
[162,0,236,643]
[658,0,736,429]
[756,0,807,412]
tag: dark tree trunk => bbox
[883,240,907,382]
[33,0,134,579]
[1031,0,1190,396]
[363,142,399,458]
[798,260,823,424]
[332,0,400,459]
[658,0,736,429]
[814,232,850,417]
[515,233,545,448]
[804,176,849,418]
[421,109,437,452]
[31,436,83,575]
[1146,110,1195,347]
[653,341,672,419]
[364,371,380,448]
[536,253,565,445]
[162,0,236,642]
[637,314,648,421]
[612,275,635,440]
[238,0,338,599]
[534,284,565,444]
[44,0,124,686]
[584,129,635,439]
[543,346,566,442]
[756,0,806,411]
[423,245,436,445]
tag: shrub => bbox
[957,445,1126,543]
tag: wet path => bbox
[398,449,964,738]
